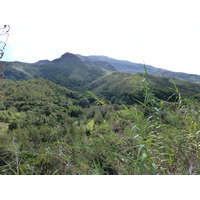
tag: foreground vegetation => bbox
[0,70,200,175]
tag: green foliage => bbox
[0,68,200,174]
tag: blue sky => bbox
[1,0,200,75]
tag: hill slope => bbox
[1,78,91,121]
[3,61,39,81]
[88,72,200,104]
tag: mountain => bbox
[81,55,200,82]
[1,52,200,104]
[2,53,107,91]
[85,55,155,73]
[36,52,106,91]
[53,52,85,64]
[3,52,200,84]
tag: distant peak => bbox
[51,52,84,64]
[54,52,84,64]
[61,52,77,59]
[36,59,50,65]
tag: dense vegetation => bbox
[0,66,200,175]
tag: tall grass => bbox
[112,66,200,174]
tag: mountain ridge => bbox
[80,54,200,82]
[3,52,200,82]
[2,52,200,102]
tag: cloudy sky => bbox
[2,0,200,74]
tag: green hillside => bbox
[4,61,39,81]
[88,71,200,104]
[1,78,90,119]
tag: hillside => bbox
[88,72,200,104]
[2,78,91,115]
[3,61,39,80]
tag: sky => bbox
[1,0,200,74]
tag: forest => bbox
[0,62,200,175]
